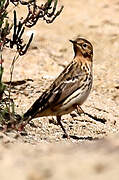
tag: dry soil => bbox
[0,0,119,179]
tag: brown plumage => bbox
[23,37,93,138]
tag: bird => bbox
[22,37,93,138]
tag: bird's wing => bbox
[23,60,88,119]
[48,71,88,107]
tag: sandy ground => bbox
[0,0,119,179]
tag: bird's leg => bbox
[70,105,84,118]
[56,116,70,139]
[76,105,106,124]
[76,105,85,115]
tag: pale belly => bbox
[55,84,92,115]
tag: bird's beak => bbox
[69,40,77,44]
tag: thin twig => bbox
[8,52,19,118]
[9,52,19,99]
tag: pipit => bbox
[23,38,93,138]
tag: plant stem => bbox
[8,52,19,116]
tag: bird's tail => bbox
[22,88,51,123]
[22,97,42,122]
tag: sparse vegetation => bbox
[0,0,63,130]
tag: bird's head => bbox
[69,38,93,60]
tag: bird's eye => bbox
[82,43,87,48]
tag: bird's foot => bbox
[63,133,70,139]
